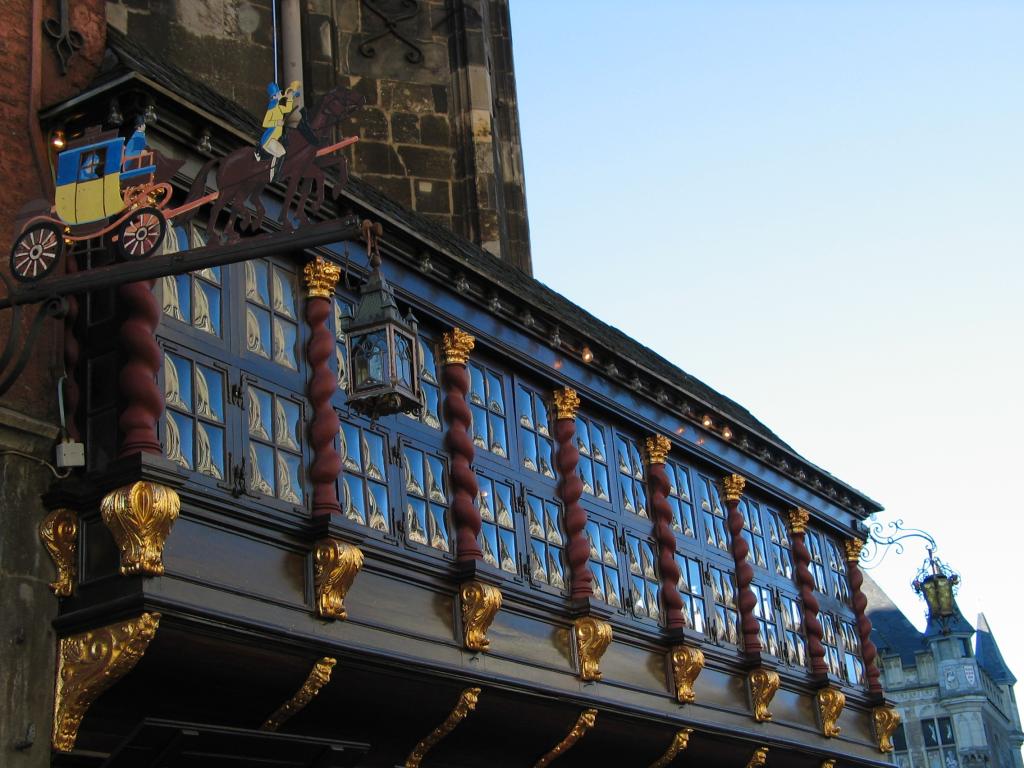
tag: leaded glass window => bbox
[819,612,843,677]
[160,228,221,337]
[402,445,448,551]
[245,259,299,370]
[695,474,729,552]
[615,434,647,518]
[766,508,794,579]
[574,414,610,501]
[674,553,705,632]
[752,583,780,656]
[826,537,851,602]
[739,498,769,570]
[467,362,508,458]
[665,460,697,539]
[625,533,660,621]
[476,473,516,573]
[334,297,353,392]
[526,494,566,589]
[780,594,806,666]
[515,386,554,478]
[584,519,621,607]
[410,336,442,429]
[247,386,303,503]
[162,351,225,480]
[338,420,389,531]
[709,565,739,645]
[839,618,864,685]
[806,531,829,593]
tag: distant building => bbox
[865,573,1024,767]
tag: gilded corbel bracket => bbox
[747,667,781,723]
[872,705,901,753]
[261,656,336,731]
[670,644,704,703]
[40,508,78,596]
[816,685,846,738]
[460,580,502,652]
[314,538,364,620]
[100,481,180,575]
[52,612,160,752]
[746,746,769,768]
[533,708,598,768]
[648,728,693,768]
[573,616,612,682]
[404,686,481,768]
[821,760,836,768]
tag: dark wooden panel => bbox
[486,610,573,672]
[344,570,456,644]
[598,639,667,694]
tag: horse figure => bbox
[183,85,365,241]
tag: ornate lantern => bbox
[342,222,421,420]
[912,547,960,620]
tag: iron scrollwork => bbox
[859,518,936,569]
[359,0,424,65]
[43,0,84,75]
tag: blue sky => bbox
[511,0,1024,690]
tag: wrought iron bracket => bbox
[359,0,424,64]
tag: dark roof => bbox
[976,613,1016,686]
[101,28,882,513]
[863,574,924,667]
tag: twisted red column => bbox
[648,454,684,631]
[723,476,761,656]
[553,402,591,600]
[847,547,883,693]
[306,294,341,517]
[443,360,481,561]
[789,511,829,676]
[117,279,163,456]
[63,251,81,440]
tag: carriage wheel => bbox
[116,206,166,260]
[10,222,63,282]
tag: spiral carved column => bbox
[788,508,829,677]
[645,435,684,631]
[117,278,163,456]
[552,387,592,601]
[845,537,883,694]
[442,327,481,562]
[63,251,81,440]
[722,474,761,656]
[304,257,343,518]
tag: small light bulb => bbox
[51,130,66,150]
[702,415,713,428]
[722,427,733,440]
[581,345,593,363]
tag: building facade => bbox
[865,576,1024,767]
[2,3,907,766]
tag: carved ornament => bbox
[843,537,865,563]
[643,434,671,466]
[40,508,78,596]
[746,746,769,768]
[100,481,180,575]
[670,644,704,704]
[821,761,836,768]
[552,386,581,421]
[533,708,598,768]
[574,616,613,682]
[262,657,336,731]
[748,667,781,723]
[405,687,481,768]
[719,473,746,502]
[460,580,502,652]
[441,327,475,365]
[303,256,341,298]
[314,538,364,620]
[786,507,810,535]
[872,705,901,753]
[648,728,692,768]
[816,685,846,738]
[52,612,160,752]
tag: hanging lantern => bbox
[342,222,421,420]
[912,547,960,620]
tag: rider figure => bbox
[260,80,301,182]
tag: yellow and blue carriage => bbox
[9,131,213,282]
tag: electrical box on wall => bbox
[55,439,85,469]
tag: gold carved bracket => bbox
[303,256,341,298]
[872,705,901,753]
[52,612,160,752]
[100,481,180,576]
[719,473,746,502]
[552,386,581,421]
[533,708,598,768]
[843,537,865,563]
[314,538,364,620]
[816,685,846,738]
[643,434,671,466]
[648,728,693,768]
[460,580,502,652]
[746,746,769,768]
[40,508,78,597]
[573,616,612,682]
[405,687,480,768]
[670,644,704,704]
[748,667,781,723]
[262,656,336,731]
[821,760,836,768]
[786,507,810,535]
[441,327,475,365]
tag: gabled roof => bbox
[862,573,923,667]
[976,613,1017,686]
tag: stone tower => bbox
[106,0,532,273]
